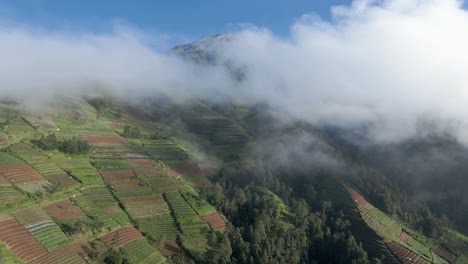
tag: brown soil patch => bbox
[43,200,86,221]
[29,242,92,264]
[0,218,47,262]
[99,226,143,247]
[201,212,226,230]
[44,174,79,188]
[0,165,45,185]
[99,170,135,182]
[385,242,429,264]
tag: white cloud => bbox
[1,0,468,144]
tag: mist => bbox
[2,0,468,144]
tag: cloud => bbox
[1,0,468,144]
[221,0,468,143]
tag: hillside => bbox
[0,35,468,263]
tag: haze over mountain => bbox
[0,1,468,263]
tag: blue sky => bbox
[0,0,351,43]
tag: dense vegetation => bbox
[34,133,92,154]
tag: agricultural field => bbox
[385,242,430,264]
[43,199,87,222]
[121,238,167,264]
[99,226,144,247]
[346,186,454,264]
[55,158,103,186]
[13,207,71,251]
[143,139,188,160]
[182,106,250,161]
[126,159,165,178]
[146,177,186,194]
[164,190,210,256]
[137,214,180,243]
[75,188,129,229]
[0,241,23,264]
[29,242,92,264]
[0,186,27,208]
[122,196,168,218]
[0,218,47,262]
[180,189,216,216]
[200,212,226,230]
[81,135,147,159]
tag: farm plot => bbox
[44,174,79,189]
[0,133,10,148]
[385,242,429,264]
[29,242,92,264]
[76,188,129,227]
[0,186,27,207]
[144,140,188,160]
[137,214,180,243]
[146,177,186,194]
[0,241,23,264]
[14,207,71,251]
[164,160,203,175]
[14,207,50,226]
[183,113,249,161]
[157,241,183,258]
[126,159,165,178]
[81,136,147,159]
[181,174,213,189]
[55,158,103,186]
[93,159,131,171]
[164,191,210,238]
[200,212,225,230]
[347,187,401,240]
[29,224,71,251]
[0,152,24,166]
[99,169,135,182]
[113,186,154,199]
[0,218,47,262]
[121,238,167,264]
[0,165,46,185]
[400,231,413,245]
[435,246,458,264]
[180,190,216,216]
[43,200,87,221]
[123,198,168,219]
[4,118,36,135]
[196,160,221,175]
[99,226,143,247]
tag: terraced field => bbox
[435,246,458,264]
[29,242,92,264]
[55,158,103,186]
[121,238,167,264]
[75,189,129,229]
[99,226,143,247]
[144,140,188,160]
[0,186,27,207]
[200,212,226,230]
[14,207,71,251]
[385,242,430,264]
[0,218,47,262]
[43,200,87,221]
[137,214,180,243]
[146,177,185,194]
[347,187,402,240]
[0,241,23,264]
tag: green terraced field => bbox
[0,241,23,264]
[0,152,24,166]
[114,187,153,199]
[137,214,180,243]
[121,238,167,264]
[146,177,185,194]
[0,187,27,208]
[56,158,103,186]
[30,224,71,251]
